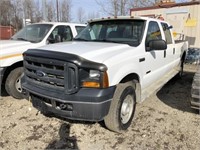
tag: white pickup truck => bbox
[0,22,86,99]
[22,16,188,132]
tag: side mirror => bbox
[166,25,173,30]
[55,35,61,43]
[148,39,167,51]
[47,37,55,44]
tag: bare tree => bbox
[129,0,156,8]
[0,0,51,30]
[87,12,100,20]
[60,0,72,22]
[96,0,157,16]
[34,0,43,22]
[46,0,55,22]
[0,0,13,26]
[22,0,44,24]
[23,0,35,23]
[77,7,86,23]
[10,0,23,30]
[96,0,129,16]
[111,0,119,16]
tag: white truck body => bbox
[0,22,86,99]
[22,16,188,132]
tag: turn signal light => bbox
[103,71,109,88]
[82,81,100,88]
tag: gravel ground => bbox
[0,64,200,150]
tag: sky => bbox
[43,0,187,23]
[71,0,106,22]
[72,0,102,14]
[70,0,185,22]
[38,0,106,23]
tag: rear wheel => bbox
[104,81,136,133]
[179,61,184,77]
[5,67,24,99]
[177,60,184,78]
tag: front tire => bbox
[104,81,136,133]
[5,67,24,99]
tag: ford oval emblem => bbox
[36,70,46,77]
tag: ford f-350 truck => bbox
[0,22,86,99]
[22,16,188,132]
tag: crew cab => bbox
[0,22,86,99]
[22,16,188,132]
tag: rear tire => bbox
[104,81,136,133]
[176,60,184,79]
[5,67,24,99]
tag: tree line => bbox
[0,0,74,31]
[1,0,186,31]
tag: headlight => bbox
[81,69,109,88]
[89,70,100,79]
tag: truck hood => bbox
[0,40,33,48]
[0,40,36,55]
[39,41,135,63]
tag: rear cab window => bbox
[48,25,73,43]
[75,26,86,34]
[161,23,173,44]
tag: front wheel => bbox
[5,67,24,99]
[104,82,136,133]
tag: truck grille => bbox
[23,56,79,94]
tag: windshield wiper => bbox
[16,37,29,41]
[73,38,89,41]
[93,39,138,46]
[92,39,123,44]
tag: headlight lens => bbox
[89,70,100,79]
[81,69,109,88]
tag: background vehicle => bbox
[0,25,15,40]
[0,22,86,99]
[185,48,200,64]
[22,16,188,132]
[191,63,200,111]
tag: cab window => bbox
[48,25,73,43]
[161,23,173,44]
[146,21,162,46]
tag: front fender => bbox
[108,63,142,86]
[0,54,23,67]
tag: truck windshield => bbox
[11,24,53,43]
[74,19,145,46]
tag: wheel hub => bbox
[120,95,134,124]
[15,74,23,93]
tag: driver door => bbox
[142,21,166,89]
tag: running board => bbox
[141,69,179,102]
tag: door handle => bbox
[139,58,145,62]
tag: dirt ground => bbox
[0,64,200,150]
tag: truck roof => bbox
[28,22,86,26]
[88,16,168,24]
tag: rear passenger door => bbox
[161,23,175,65]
